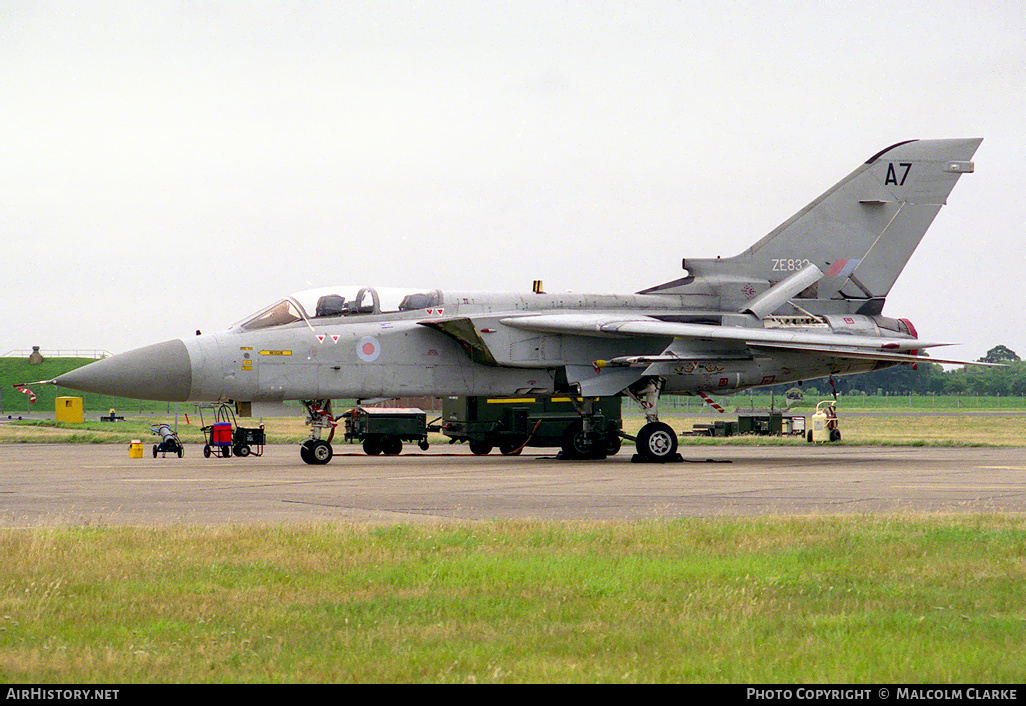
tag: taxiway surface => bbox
[2,444,1025,526]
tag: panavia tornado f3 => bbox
[48,138,987,463]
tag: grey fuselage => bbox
[136,288,896,404]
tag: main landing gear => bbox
[626,378,682,463]
[300,399,337,465]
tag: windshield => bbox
[235,286,442,331]
[238,299,305,331]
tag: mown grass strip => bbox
[1,517,1025,683]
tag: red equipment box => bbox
[211,423,233,444]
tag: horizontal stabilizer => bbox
[747,342,1002,367]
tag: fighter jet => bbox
[48,138,986,463]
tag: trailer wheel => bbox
[153,445,159,458]
[203,445,212,458]
[468,439,493,455]
[235,444,251,457]
[363,436,383,455]
[177,447,184,458]
[561,421,601,460]
[499,439,525,456]
[418,440,430,451]
[382,436,402,456]
[602,433,622,456]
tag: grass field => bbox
[1,517,1024,683]
[4,396,1025,682]
[0,357,177,415]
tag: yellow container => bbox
[128,440,143,458]
[55,396,84,424]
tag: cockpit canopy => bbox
[235,286,442,332]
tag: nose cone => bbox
[56,339,193,401]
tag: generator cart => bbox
[199,403,266,458]
[341,406,433,456]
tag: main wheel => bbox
[308,440,333,465]
[636,422,678,462]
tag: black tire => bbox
[309,440,333,465]
[418,440,430,451]
[830,429,841,442]
[636,422,678,462]
[221,445,232,458]
[203,445,211,458]
[152,445,158,458]
[300,441,313,464]
[468,439,493,456]
[177,447,184,458]
[561,421,600,460]
[382,436,403,456]
[499,439,525,456]
[602,432,622,457]
[363,436,383,456]
[235,444,251,457]
[807,430,814,443]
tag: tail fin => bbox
[643,138,981,316]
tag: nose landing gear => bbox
[300,400,337,465]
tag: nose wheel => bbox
[301,399,337,465]
[301,439,333,465]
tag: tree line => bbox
[771,345,1026,397]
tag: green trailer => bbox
[440,395,623,458]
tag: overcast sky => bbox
[4,1,1023,361]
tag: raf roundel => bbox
[356,336,381,362]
